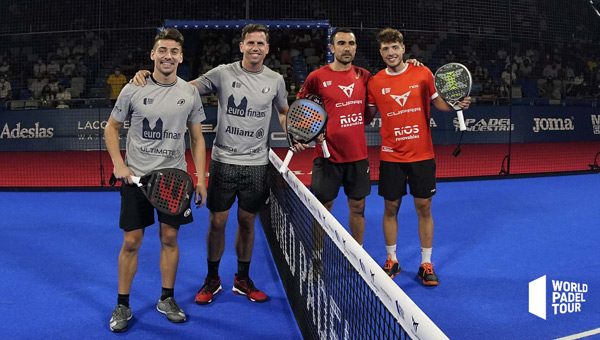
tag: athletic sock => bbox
[421,247,433,264]
[237,260,251,279]
[160,287,174,301]
[207,259,220,279]
[117,294,130,307]
[386,244,397,261]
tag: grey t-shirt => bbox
[111,76,205,176]
[195,61,287,165]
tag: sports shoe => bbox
[382,255,401,279]
[109,304,132,332]
[233,275,268,303]
[156,297,186,323]
[195,276,222,305]
[417,263,439,286]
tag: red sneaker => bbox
[194,276,222,305]
[232,275,268,303]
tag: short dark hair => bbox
[153,28,184,49]
[377,28,404,47]
[330,28,354,44]
[241,23,269,42]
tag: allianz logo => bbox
[532,117,574,133]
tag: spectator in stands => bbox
[444,50,455,63]
[46,59,61,75]
[467,51,480,69]
[481,76,496,98]
[0,74,12,102]
[62,57,77,77]
[542,62,559,79]
[520,58,533,77]
[77,60,89,78]
[538,77,556,99]
[265,54,281,71]
[56,41,70,60]
[106,66,128,100]
[40,85,55,107]
[121,52,136,77]
[497,47,508,63]
[0,61,10,76]
[56,83,71,101]
[501,64,516,86]
[29,74,48,99]
[72,40,85,59]
[33,58,47,77]
[287,80,298,98]
[47,74,60,94]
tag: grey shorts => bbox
[206,160,269,213]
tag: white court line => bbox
[553,328,600,340]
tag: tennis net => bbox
[258,150,448,340]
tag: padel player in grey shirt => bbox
[104,28,207,332]
[190,25,289,304]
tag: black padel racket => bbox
[110,168,194,216]
[434,63,472,131]
[279,96,330,173]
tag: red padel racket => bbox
[110,168,194,216]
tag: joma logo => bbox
[533,118,574,132]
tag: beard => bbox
[335,53,355,65]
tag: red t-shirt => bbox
[297,64,371,163]
[367,64,438,163]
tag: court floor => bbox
[1,173,599,339]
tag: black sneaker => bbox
[417,263,439,286]
[382,255,401,279]
[195,276,222,305]
[109,304,132,332]
[233,275,268,302]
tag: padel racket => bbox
[109,168,194,216]
[279,96,330,173]
[434,63,472,131]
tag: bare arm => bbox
[104,115,134,184]
[365,104,378,125]
[131,70,151,86]
[188,122,207,207]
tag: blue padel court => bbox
[1,173,599,339]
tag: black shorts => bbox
[378,159,437,200]
[119,184,193,232]
[206,160,269,214]
[311,158,371,203]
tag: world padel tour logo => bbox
[529,275,589,320]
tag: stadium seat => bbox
[25,100,40,109]
[516,78,538,98]
[10,100,25,110]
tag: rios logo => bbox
[1,122,54,139]
[532,117,574,132]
